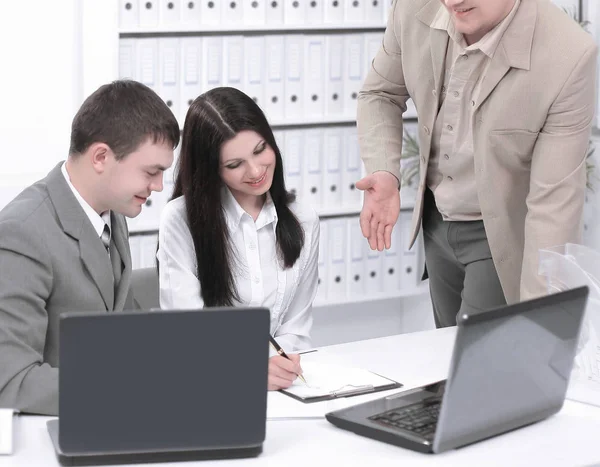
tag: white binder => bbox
[119,0,139,30]
[180,0,202,27]
[140,234,160,268]
[139,0,160,28]
[342,126,362,207]
[223,0,244,24]
[265,0,284,25]
[347,218,365,297]
[223,36,245,90]
[327,218,347,299]
[284,35,304,118]
[302,129,323,209]
[322,128,343,208]
[316,220,328,302]
[200,0,221,25]
[202,37,223,92]
[343,0,364,23]
[382,220,401,293]
[244,36,265,108]
[284,0,306,24]
[364,242,382,294]
[158,38,180,123]
[324,0,343,23]
[118,39,136,79]
[364,0,383,23]
[399,210,418,291]
[159,0,180,26]
[363,32,382,64]
[283,129,303,198]
[325,35,344,116]
[343,34,364,116]
[303,35,325,118]
[179,37,203,126]
[243,0,266,24]
[307,0,324,23]
[264,35,285,121]
[136,38,160,93]
[272,130,285,155]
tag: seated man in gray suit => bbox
[0,80,180,415]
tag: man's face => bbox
[440,0,516,44]
[102,139,174,218]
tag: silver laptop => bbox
[48,307,270,465]
[326,286,589,453]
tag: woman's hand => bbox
[268,354,303,390]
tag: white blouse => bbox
[157,187,320,352]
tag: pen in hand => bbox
[269,336,307,385]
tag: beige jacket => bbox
[357,0,597,302]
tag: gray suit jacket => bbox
[0,162,134,415]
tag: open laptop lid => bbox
[58,307,270,456]
[433,286,589,453]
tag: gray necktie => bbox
[100,224,111,253]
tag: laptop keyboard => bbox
[368,398,442,440]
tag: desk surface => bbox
[6,327,600,467]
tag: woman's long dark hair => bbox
[171,87,305,307]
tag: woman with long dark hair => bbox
[158,87,319,391]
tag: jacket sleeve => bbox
[0,219,58,415]
[521,43,598,300]
[357,0,409,181]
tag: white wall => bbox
[0,0,118,210]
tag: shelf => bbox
[270,116,357,128]
[119,23,386,36]
[176,115,417,131]
[313,281,429,308]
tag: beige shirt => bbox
[427,0,520,221]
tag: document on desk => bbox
[280,361,401,403]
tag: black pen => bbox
[269,335,307,384]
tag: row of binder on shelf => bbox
[119,33,418,127]
[273,126,365,210]
[129,211,422,305]
[119,0,392,30]
[316,212,420,303]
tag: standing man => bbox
[0,80,180,415]
[356,0,597,327]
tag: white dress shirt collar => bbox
[61,161,111,237]
[222,186,278,232]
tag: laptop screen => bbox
[58,307,270,455]
[434,287,588,453]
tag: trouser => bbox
[421,189,507,328]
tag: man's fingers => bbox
[376,223,385,252]
[360,209,372,239]
[355,175,374,191]
[384,224,394,250]
[369,217,379,250]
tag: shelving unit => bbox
[117,0,426,312]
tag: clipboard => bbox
[279,362,402,403]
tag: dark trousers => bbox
[422,189,507,328]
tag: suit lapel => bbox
[45,162,115,310]
[474,46,511,112]
[474,0,535,111]
[111,212,132,311]
[430,28,449,98]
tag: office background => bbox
[0,0,594,347]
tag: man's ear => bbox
[89,143,113,174]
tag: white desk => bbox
[6,327,600,467]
